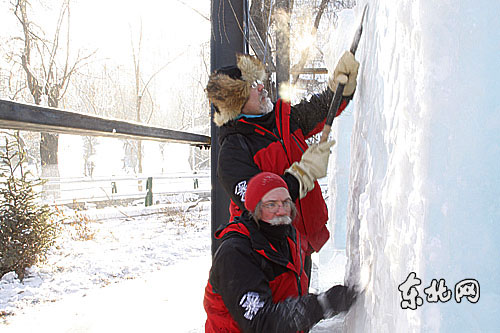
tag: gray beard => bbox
[267,215,292,226]
[259,90,274,114]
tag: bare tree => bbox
[173,43,210,172]
[82,136,97,177]
[275,0,291,87]
[131,23,145,177]
[290,0,329,83]
[12,0,94,182]
[249,0,355,98]
[129,23,186,178]
[250,0,274,44]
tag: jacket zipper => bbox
[238,118,292,164]
[297,234,303,295]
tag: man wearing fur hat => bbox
[206,51,359,279]
[204,172,356,332]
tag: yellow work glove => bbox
[328,51,360,97]
[285,140,336,199]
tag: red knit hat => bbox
[244,172,289,212]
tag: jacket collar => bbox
[216,212,298,270]
[218,107,276,145]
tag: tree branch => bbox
[291,0,329,84]
[174,0,209,21]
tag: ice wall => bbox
[334,1,499,332]
[419,0,500,331]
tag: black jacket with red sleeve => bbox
[217,88,349,253]
[203,212,325,332]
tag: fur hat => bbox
[206,54,266,126]
[244,172,288,212]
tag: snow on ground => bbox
[0,200,212,331]
[0,198,348,332]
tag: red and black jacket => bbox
[217,88,349,253]
[203,212,325,332]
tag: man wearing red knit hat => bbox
[204,172,356,332]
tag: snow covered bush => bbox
[0,132,59,281]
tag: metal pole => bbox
[210,0,249,256]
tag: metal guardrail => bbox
[0,99,213,211]
[42,172,209,184]
[0,99,211,147]
[41,172,210,208]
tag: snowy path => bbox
[2,255,211,332]
[2,252,345,333]
[0,200,347,332]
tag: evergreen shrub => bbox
[0,133,58,281]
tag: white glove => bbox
[328,51,360,97]
[285,140,336,199]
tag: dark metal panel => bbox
[0,99,210,146]
[210,0,248,256]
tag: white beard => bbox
[259,89,274,114]
[267,215,292,226]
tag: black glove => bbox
[317,285,357,319]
